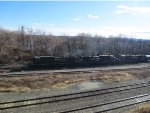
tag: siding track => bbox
[60,93,150,113]
[0,81,150,111]
[0,63,150,77]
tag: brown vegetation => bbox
[126,104,150,113]
[0,68,149,92]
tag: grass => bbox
[0,68,149,92]
[127,104,150,113]
[89,71,137,82]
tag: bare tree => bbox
[1,26,150,64]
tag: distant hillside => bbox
[0,26,150,64]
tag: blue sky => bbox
[0,1,150,39]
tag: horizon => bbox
[0,1,150,39]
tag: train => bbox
[28,55,149,69]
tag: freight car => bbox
[117,55,148,64]
[28,55,148,69]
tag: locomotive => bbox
[28,55,148,69]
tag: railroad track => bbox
[0,81,149,111]
[60,93,150,113]
[0,71,89,77]
[0,63,149,77]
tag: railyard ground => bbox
[0,63,150,113]
[0,64,150,93]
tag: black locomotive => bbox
[28,55,148,69]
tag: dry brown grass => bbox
[88,72,137,82]
[0,74,87,92]
[0,68,149,92]
[126,104,150,113]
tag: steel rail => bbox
[60,93,150,113]
[0,82,149,110]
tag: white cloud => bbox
[130,32,150,39]
[36,25,150,39]
[101,26,150,39]
[116,4,150,15]
[47,27,101,36]
[87,14,99,19]
[6,24,150,39]
[73,18,80,21]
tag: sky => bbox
[0,1,150,39]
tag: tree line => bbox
[0,26,150,63]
